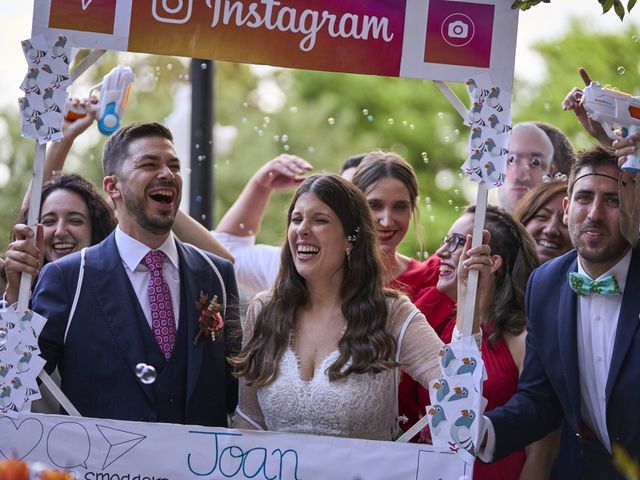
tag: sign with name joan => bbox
[32,0,517,85]
[1,413,469,479]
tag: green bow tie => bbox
[568,272,622,296]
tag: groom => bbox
[32,122,240,426]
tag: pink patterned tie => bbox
[142,250,176,360]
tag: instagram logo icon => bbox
[424,0,494,68]
[152,0,193,24]
[442,13,474,47]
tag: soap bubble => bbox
[281,134,289,142]
[200,62,208,70]
[617,66,626,75]
[421,152,429,164]
[387,118,395,125]
[166,63,173,71]
[362,109,369,115]
[136,363,157,384]
[283,145,290,151]
[437,112,444,119]
[367,115,374,122]
[328,117,335,125]
[289,106,298,113]
[0,328,7,346]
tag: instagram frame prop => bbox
[4,0,517,475]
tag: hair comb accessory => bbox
[347,226,360,243]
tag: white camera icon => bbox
[448,20,469,39]
[152,0,193,24]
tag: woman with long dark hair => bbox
[231,173,488,439]
[425,205,556,478]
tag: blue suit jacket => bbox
[487,247,640,476]
[32,232,240,427]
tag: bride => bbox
[231,173,488,440]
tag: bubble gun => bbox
[582,81,640,172]
[89,65,135,135]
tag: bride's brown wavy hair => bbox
[231,173,399,387]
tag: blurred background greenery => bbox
[1,21,639,258]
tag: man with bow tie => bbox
[479,146,638,478]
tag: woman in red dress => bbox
[418,205,557,479]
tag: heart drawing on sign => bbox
[0,416,44,460]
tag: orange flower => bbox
[0,459,28,480]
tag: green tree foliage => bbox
[513,21,640,151]
[512,0,636,20]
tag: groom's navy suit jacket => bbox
[32,232,240,427]
[487,247,640,477]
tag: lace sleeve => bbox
[231,293,269,431]
[388,295,444,388]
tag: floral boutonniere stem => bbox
[194,291,224,345]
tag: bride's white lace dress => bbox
[233,292,445,441]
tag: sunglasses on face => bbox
[441,234,466,253]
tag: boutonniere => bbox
[194,291,224,345]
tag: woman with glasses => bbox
[420,205,556,479]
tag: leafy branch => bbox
[511,0,636,20]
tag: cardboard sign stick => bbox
[433,80,468,119]
[17,143,46,313]
[70,48,106,82]
[461,182,488,337]
[432,80,486,337]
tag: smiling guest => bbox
[499,123,555,212]
[513,181,572,264]
[18,122,240,425]
[25,174,115,262]
[425,205,558,479]
[3,174,116,305]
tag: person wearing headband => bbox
[478,147,638,479]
